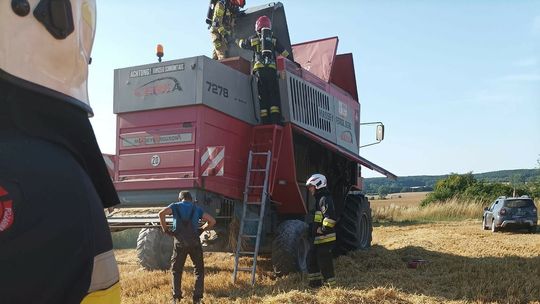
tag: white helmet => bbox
[306,174,327,190]
[0,0,97,114]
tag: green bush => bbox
[421,173,475,206]
[421,173,535,207]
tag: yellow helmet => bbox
[0,0,97,114]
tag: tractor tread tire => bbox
[271,220,309,276]
[137,227,173,270]
[335,193,373,255]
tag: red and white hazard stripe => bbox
[200,146,225,176]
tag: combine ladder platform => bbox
[232,150,271,285]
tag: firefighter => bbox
[237,15,292,124]
[208,0,245,60]
[305,174,337,288]
[0,1,120,303]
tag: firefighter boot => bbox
[260,109,270,124]
[270,112,283,125]
[307,272,323,288]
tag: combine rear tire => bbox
[335,194,372,255]
[271,220,309,276]
[137,227,173,270]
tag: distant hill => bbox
[363,169,539,194]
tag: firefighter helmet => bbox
[255,15,271,32]
[306,174,327,190]
[230,0,245,8]
[0,0,97,114]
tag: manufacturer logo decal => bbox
[340,131,353,143]
[0,186,14,232]
[151,155,161,167]
[134,77,182,97]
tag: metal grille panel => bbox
[289,77,332,135]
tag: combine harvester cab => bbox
[107,2,395,278]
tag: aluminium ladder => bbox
[232,150,272,285]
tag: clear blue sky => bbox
[88,0,540,178]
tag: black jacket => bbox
[310,187,337,244]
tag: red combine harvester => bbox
[106,2,395,284]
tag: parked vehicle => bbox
[482,195,538,233]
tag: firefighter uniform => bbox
[209,0,240,60]
[0,86,121,303]
[237,30,291,124]
[307,187,337,288]
[0,1,120,302]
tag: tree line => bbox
[364,168,540,200]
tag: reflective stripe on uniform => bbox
[281,50,289,58]
[253,62,264,70]
[217,26,227,35]
[314,211,323,223]
[270,106,280,114]
[322,217,336,228]
[81,282,120,304]
[215,4,225,17]
[314,233,336,244]
[325,277,336,286]
[88,250,119,292]
[307,272,323,281]
[250,37,260,46]
[260,109,268,117]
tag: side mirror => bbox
[360,122,385,148]
[376,124,384,142]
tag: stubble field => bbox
[114,193,540,303]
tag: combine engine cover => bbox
[114,56,256,123]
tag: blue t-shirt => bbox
[168,201,204,231]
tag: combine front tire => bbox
[335,194,373,255]
[136,227,174,270]
[271,220,309,276]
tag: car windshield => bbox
[504,199,534,208]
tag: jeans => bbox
[171,240,205,301]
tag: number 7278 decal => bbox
[206,81,229,98]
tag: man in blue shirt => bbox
[159,191,216,304]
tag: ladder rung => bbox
[246,201,262,205]
[237,267,253,272]
[250,169,267,172]
[241,234,257,238]
[251,152,270,156]
[247,186,264,189]
[239,251,256,255]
